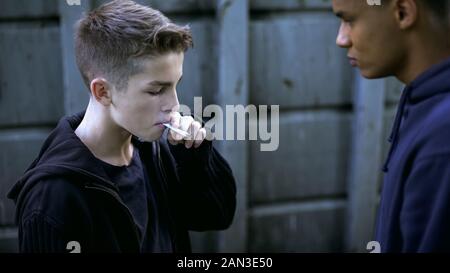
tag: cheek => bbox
[133,97,161,120]
[351,26,370,52]
[114,95,145,119]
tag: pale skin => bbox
[75,52,206,167]
[332,0,450,84]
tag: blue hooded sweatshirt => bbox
[376,57,450,252]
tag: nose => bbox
[162,88,180,113]
[336,22,351,48]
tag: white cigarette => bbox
[162,123,191,138]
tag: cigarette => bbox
[162,123,191,138]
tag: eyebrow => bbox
[147,81,172,87]
[147,75,183,87]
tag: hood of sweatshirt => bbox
[7,111,146,222]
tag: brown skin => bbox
[332,0,450,84]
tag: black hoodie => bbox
[7,112,236,253]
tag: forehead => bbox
[132,52,184,82]
[332,0,367,14]
[139,52,184,72]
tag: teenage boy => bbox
[8,0,236,253]
[333,0,450,252]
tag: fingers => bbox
[167,129,178,146]
[184,120,201,149]
[194,128,206,148]
[169,112,182,141]
[167,114,206,149]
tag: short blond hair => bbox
[74,0,193,91]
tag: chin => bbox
[358,64,393,80]
[359,69,387,80]
[136,131,164,142]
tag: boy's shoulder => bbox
[20,176,90,225]
[413,92,450,159]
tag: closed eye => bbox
[343,18,354,23]
[146,88,164,96]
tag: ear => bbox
[393,0,418,30]
[90,78,113,106]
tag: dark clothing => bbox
[98,147,171,252]
[7,112,236,253]
[376,57,450,252]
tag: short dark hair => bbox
[421,0,449,22]
[382,0,449,29]
[74,0,193,92]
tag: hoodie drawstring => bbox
[383,85,413,172]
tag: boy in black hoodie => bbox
[332,0,450,252]
[7,0,236,253]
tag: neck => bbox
[397,31,450,85]
[75,99,134,166]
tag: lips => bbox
[155,120,171,126]
[348,56,358,67]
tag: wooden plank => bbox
[0,0,58,18]
[250,0,332,11]
[249,200,346,252]
[59,0,92,115]
[214,0,249,253]
[250,13,352,108]
[169,17,218,253]
[0,22,64,126]
[170,18,218,107]
[345,75,385,252]
[0,129,51,226]
[385,77,404,104]
[250,111,351,204]
[0,228,18,253]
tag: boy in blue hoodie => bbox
[332,0,450,252]
[7,0,236,253]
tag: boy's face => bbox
[109,52,183,142]
[332,0,406,79]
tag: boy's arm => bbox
[160,138,237,231]
[400,155,450,252]
[19,212,68,253]
[17,179,90,253]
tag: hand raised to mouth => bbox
[166,113,207,149]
